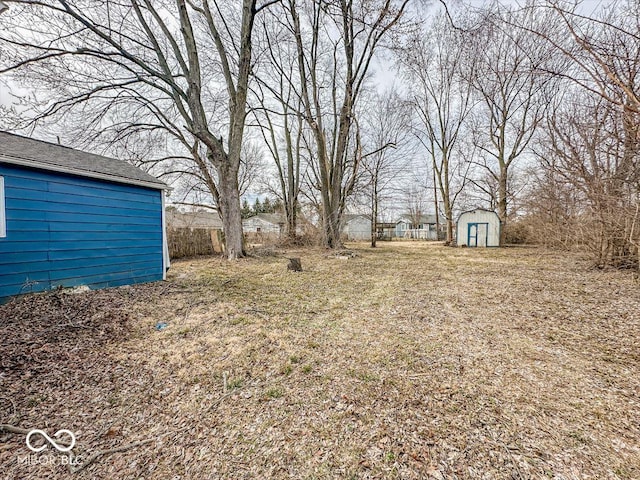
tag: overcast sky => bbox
[0,0,612,141]
[0,0,610,105]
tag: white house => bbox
[243,213,286,235]
[456,209,501,247]
[395,214,444,240]
[342,214,371,241]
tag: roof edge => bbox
[0,154,167,190]
[456,208,500,223]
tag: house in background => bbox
[243,213,286,235]
[342,214,371,241]
[456,208,501,247]
[395,214,445,240]
[0,131,168,302]
[375,222,397,240]
[166,209,223,230]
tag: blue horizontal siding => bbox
[5,170,162,203]
[0,284,48,300]
[6,186,160,211]
[6,198,161,217]
[51,231,161,242]
[1,272,50,284]
[49,246,158,261]
[0,163,164,302]
[0,249,158,268]
[2,252,160,274]
[50,264,160,284]
[0,239,161,254]
[48,222,159,233]
[6,209,160,225]
[1,251,50,266]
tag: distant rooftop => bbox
[0,131,166,189]
[166,210,223,229]
[247,213,286,224]
[397,214,444,224]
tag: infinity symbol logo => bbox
[26,429,76,453]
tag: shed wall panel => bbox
[343,218,371,241]
[0,163,163,301]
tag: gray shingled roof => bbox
[253,213,286,224]
[166,210,223,229]
[343,213,370,223]
[0,131,166,189]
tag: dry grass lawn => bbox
[1,242,639,479]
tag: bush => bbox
[504,221,531,245]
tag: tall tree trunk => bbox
[498,165,508,246]
[371,181,378,248]
[444,200,454,244]
[216,162,245,259]
[432,166,440,241]
[285,112,300,238]
[323,201,343,249]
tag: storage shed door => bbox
[468,223,488,247]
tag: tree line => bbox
[241,197,283,219]
[0,0,638,268]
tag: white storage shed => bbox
[456,209,501,247]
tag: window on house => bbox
[0,176,5,238]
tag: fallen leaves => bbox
[0,243,638,478]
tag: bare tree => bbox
[402,12,474,244]
[251,21,305,239]
[0,0,276,258]
[532,88,639,267]
[461,3,556,245]
[533,0,640,115]
[360,89,412,247]
[513,0,639,266]
[172,139,265,212]
[280,0,410,248]
[253,93,305,238]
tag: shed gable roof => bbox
[456,208,500,222]
[343,213,370,224]
[0,131,166,189]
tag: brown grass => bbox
[1,243,639,479]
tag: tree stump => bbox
[287,257,302,272]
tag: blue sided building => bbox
[0,131,169,302]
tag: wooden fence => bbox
[167,227,217,259]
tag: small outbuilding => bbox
[0,132,169,302]
[456,208,501,247]
[342,214,371,241]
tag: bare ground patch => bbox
[1,243,638,479]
